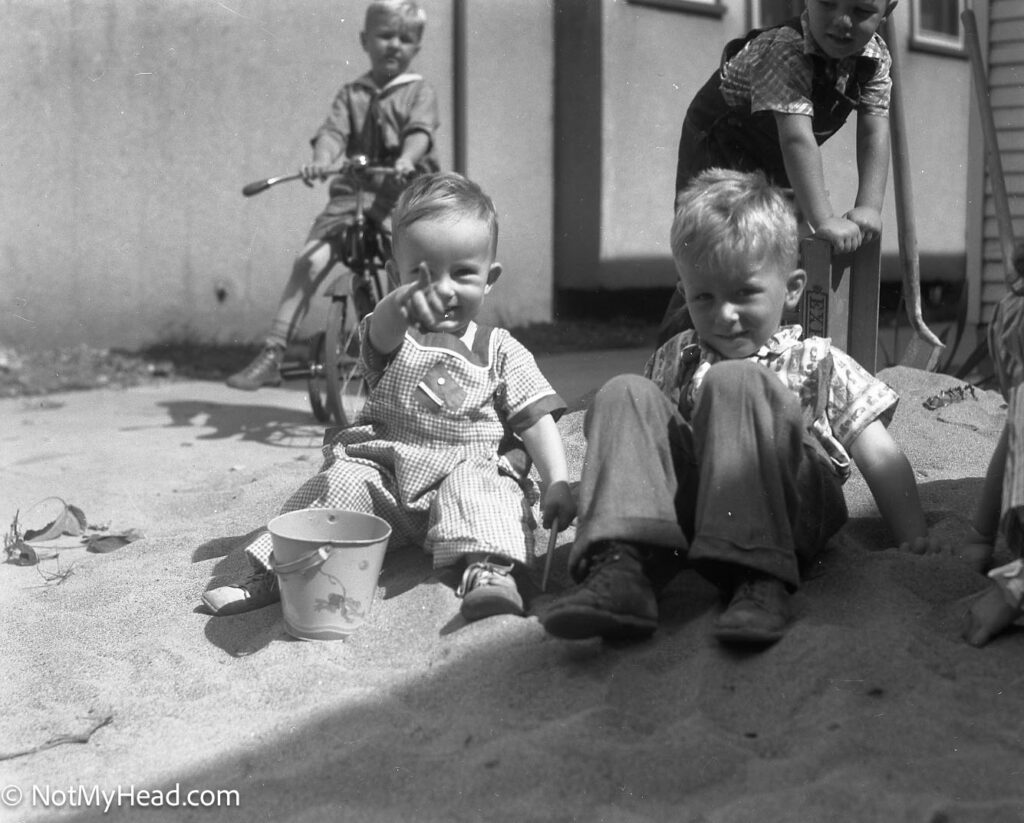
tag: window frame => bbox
[625,0,726,18]
[908,0,967,58]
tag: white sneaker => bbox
[202,569,280,616]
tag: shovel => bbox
[882,16,945,370]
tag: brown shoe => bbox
[457,557,524,621]
[713,573,790,646]
[540,540,658,641]
[226,345,283,390]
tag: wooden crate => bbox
[787,234,882,373]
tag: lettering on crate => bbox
[802,287,828,338]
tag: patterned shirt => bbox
[645,325,899,479]
[313,72,440,192]
[720,11,891,119]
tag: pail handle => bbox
[269,545,331,576]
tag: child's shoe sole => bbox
[712,622,786,646]
[460,589,524,621]
[457,558,524,622]
[541,603,656,641]
[712,575,789,646]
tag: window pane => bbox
[920,0,958,36]
[759,0,803,27]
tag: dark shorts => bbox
[306,191,395,246]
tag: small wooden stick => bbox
[541,528,559,592]
[0,714,113,762]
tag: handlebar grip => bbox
[241,179,272,197]
[241,172,304,197]
[241,166,401,198]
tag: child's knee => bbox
[703,361,798,409]
[293,242,333,279]
[593,374,662,412]
[703,359,762,387]
[586,374,667,435]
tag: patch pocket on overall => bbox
[414,363,467,413]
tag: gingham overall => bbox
[244,320,566,571]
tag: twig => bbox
[0,714,113,762]
[34,559,76,586]
[541,528,559,592]
[4,510,23,558]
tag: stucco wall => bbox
[461,0,554,332]
[2,0,558,350]
[599,1,742,264]
[1,0,972,349]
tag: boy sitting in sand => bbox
[204,172,577,623]
[541,168,941,647]
[962,243,1024,646]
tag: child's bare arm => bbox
[849,419,935,548]
[520,415,577,531]
[845,113,890,243]
[973,424,1008,540]
[956,424,1009,570]
[369,263,451,354]
[775,112,862,253]
[366,280,417,355]
[301,134,345,184]
[394,130,431,176]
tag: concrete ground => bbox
[0,347,650,538]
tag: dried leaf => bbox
[923,384,978,411]
[84,529,145,554]
[23,499,87,542]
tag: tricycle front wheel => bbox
[305,331,332,423]
[323,294,368,427]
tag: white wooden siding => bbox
[982,0,1024,322]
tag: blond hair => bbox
[365,1,426,39]
[392,172,499,255]
[671,168,798,277]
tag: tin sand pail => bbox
[268,508,391,641]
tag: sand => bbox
[3,365,1024,823]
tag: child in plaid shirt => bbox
[661,0,896,343]
[541,168,939,647]
[962,243,1024,646]
[205,172,577,623]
